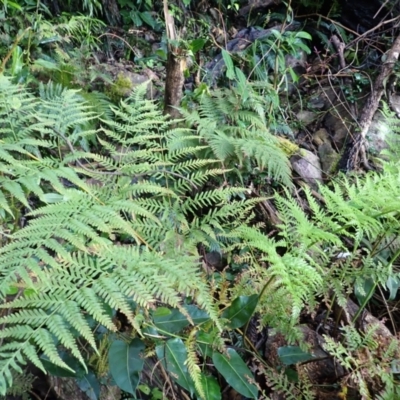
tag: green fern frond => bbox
[186,329,204,399]
[182,86,293,187]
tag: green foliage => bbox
[324,325,400,399]
[118,0,162,30]
[2,73,400,399]
[0,77,258,394]
[105,73,135,103]
[179,78,293,187]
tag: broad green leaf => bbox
[222,49,235,80]
[108,339,145,395]
[185,305,210,325]
[130,11,142,26]
[295,31,312,40]
[153,308,189,333]
[277,346,314,365]
[140,11,156,28]
[189,39,206,53]
[197,331,215,358]
[354,277,375,305]
[156,338,195,395]
[154,305,209,334]
[155,49,167,60]
[153,307,171,317]
[222,294,258,329]
[386,276,400,301]
[76,370,101,400]
[200,374,221,400]
[138,384,151,395]
[212,349,258,399]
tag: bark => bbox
[162,0,184,119]
[163,51,185,119]
[101,0,122,27]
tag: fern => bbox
[323,325,400,399]
[185,329,204,399]
[177,85,293,187]
[0,78,262,393]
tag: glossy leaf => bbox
[189,39,206,53]
[108,339,145,395]
[186,305,210,325]
[277,346,314,365]
[153,308,189,333]
[201,374,221,400]
[222,294,258,329]
[154,305,209,334]
[212,348,258,399]
[156,338,195,395]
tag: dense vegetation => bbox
[1,0,400,399]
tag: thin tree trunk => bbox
[163,0,184,118]
[101,0,122,26]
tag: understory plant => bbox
[0,76,400,399]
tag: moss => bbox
[277,137,299,157]
[105,73,133,103]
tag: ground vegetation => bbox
[1,0,400,399]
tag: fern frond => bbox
[186,329,204,399]
[183,86,292,187]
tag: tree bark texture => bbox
[101,0,122,27]
[163,51,184,119]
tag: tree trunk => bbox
[101,0,122,27]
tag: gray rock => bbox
[365,110,399,156]
[296,110,318,126]
[117,71,155,99]
[291,149,323,187]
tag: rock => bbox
[313,128,339,175]
[204,251,225,271]
[114,71,155,100]
[296,110,318,126]
[366,110,394,156]
[324,104,354,149]
[291,149,323,187]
